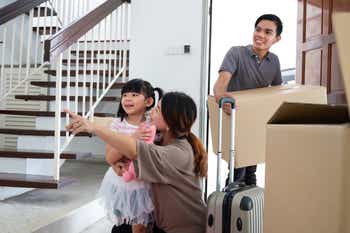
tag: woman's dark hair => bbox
[117,79,163,120]
[161,92,207,177]
[255,14,283,36]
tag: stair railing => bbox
[0,0,91,103]
[44,0,130,180]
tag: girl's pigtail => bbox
[153,87,164,102]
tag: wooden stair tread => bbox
[76,39,131,43]
[44,69,128,77]
[31,81,125,89]
[62,58,129,65]
[32,26,60,35]
[15,95,120,102]
[71,50,129,55]
[0,109,112,117]
[0,128,92,137]
[0,148,76,159]
[0,64,41,68]
[0,173,75,189]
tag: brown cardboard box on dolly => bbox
[264,13,350,233]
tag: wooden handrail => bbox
[0,0,49,26]
[44,0,130,62]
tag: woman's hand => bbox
[64,109,94,134]
[111,161,128,176]
[132,123,153,141]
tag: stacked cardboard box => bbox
[264,13,350,233]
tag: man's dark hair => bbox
[255,14,283,36]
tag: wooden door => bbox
[297,0,350,104]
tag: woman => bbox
[66,92,207,233]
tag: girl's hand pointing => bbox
[64,109,94,135]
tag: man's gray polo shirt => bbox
[219,45,282,91]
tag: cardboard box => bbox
[207,84,327,168]
[264,13,350,233]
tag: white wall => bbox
[130,0,207,136]
[0,0,16,8]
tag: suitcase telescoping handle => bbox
[216,97,235,192]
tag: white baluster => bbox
[103,18,107,93]
[118,6,123,81]
[109,14,113,83]
[66,47,71,138]
[97,23,101,100]
[34,8,40,68]
[123,3,129,80]
[90,26,95,118]
[82,0,88,116]
[17,15,25,87]
[114,10,118,80]
[54,53,63,181]
[25,10,34,95]
[0,26,7,100]
[9,19,17,90]
[75,42,79,113]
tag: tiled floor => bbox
[80,217,112,233]
[0,160,109,233]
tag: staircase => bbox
[0,0,130,198]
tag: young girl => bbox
[98,79,163,233]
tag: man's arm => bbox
[213,71,234,114]
[213,71,232,102]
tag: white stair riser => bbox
[17,136,106,156]
[47,85,121,96]
[61,64,122,70]
[53,76,123,83]
[48,101,119,115]
[36,117,70,130]
[48,87,87,96]
[26,158,65,176]
[0,158,26,173]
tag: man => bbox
[213,14,283,186]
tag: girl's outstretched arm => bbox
[65,109,138,160]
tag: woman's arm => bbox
[65,109,151,160]
[105,144,125,165]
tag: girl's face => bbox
[150,101,168,131]
[121,92,153,116]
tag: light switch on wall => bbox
[166,44,191,55]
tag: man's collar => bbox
[247,45,271,61]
